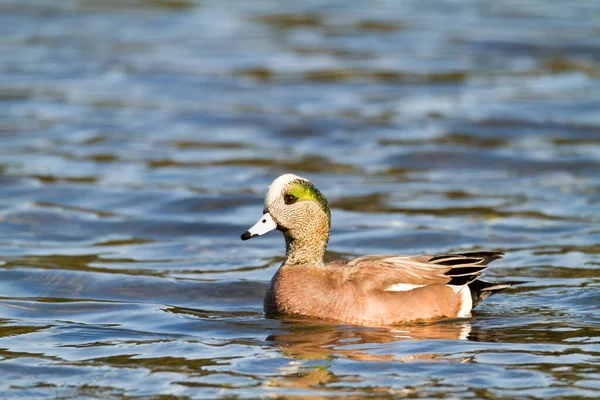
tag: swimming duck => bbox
[241,174,518,326]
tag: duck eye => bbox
[284,194,297,205]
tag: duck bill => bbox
[241,212,277,240]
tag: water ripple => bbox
[0,0,598,398]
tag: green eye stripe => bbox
[286,180,330,215]
[287,182,318,202]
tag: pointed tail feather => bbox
[456,251,504,264]
[468,279,526,308]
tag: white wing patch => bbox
[385,283,426,292]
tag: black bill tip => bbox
[240,231,256,241]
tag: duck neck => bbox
[282,223,330,267]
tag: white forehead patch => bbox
[265,174,308,205]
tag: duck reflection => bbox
[264,318,473,390]
[266,317,472,361]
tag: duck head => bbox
[241,174,331,265]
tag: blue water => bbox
[0,0,599,398]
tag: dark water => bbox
[1,0,599,398]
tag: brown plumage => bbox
[241,174,520,326]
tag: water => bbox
[1,0,599,398]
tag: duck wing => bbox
[339,251,504,290]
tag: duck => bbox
[241,173,519,326]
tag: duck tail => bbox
[468,279,526,308]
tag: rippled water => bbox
[1,0,599,398]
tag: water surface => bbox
[0,0,599,398]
